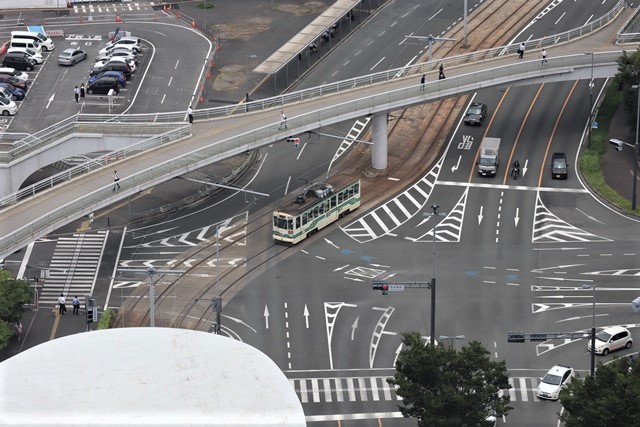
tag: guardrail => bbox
[0,123,190,207]
[0,51,621,256]
[616,3,640,43]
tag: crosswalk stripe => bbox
[346,377,356,402]
[370,376,380,401]
[311,378,320,403]
[334,378,344,402]
[518,377,528,402]
[357,377,368,401]
[323,378,332,402]
[299,379,308,403]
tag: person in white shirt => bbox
[279,111,287,130]
[57,294,66,315]
[187,105,193,124]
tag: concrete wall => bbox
[0,133,145,195]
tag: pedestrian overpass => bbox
[0,47,621,258]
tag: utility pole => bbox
[422,204,447,345]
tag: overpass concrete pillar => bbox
[370,112,388,173]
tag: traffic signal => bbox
[286,137,300,148]
[372,282,389,296]
[529,333,548,342]
[86,298,96,323]
[507,332,525,343]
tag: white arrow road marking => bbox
[393,342,403,367]
[351,315,359,340]
[333,264,349,272]
[324,237,339,249]
[304,304,310,328]
[222,314,257,333]
[416,216,432,227]
[451,155,461,172]
[143,260,156,268]
[369,263,390,268]
[344,277,364,282]
[478,205,484,225]
[263,305,270,329]
[46,93,54,109]
[522,159,528,176]
[514,208,520,227]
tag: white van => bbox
[7,47,43,64]
[9,39,42,55]
[11,31,55,52]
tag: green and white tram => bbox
[273,179,361,245]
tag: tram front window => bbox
[274,216,293,230]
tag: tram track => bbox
[116,0,552,329]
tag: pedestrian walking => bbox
[541,48,548,65]
[187,105,193,124]
[113,170,121,191]
[72,296,80,315]
[74,86,80,103]
[58,294,67,315]
[438,63,445,80]
[630,354,636,368]
[279,110,287,130]
[14,322,22,341]
[420,74,426,91]
[518,42,525,59]
[80,83,85,98]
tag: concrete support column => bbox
[371,112,388,172]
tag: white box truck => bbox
[476,137,500,177]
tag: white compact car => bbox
[537,365,573,400]
[588,326,633,356]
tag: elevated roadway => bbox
[0,6,636,259]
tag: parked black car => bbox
[2,52,36,71]
[89,62,132,78]
[86,77,120,95]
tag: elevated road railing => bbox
[0,50,623,258]
[0,124,191,207]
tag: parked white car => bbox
[588,326,633,356]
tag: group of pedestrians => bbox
[418,64,446,92]
[73,84,86,103]
[57,294,81,315]
[517,42,547,65]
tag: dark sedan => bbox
[0,75,27,91]
[0,82,25,100]
[464,102,488,126]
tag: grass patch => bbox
[579,81,639,214]
[198,2,215,9]
[97,308,115,330]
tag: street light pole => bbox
[587,52,594,150]
[634,85,639,210]
[463,0,468,48]
[583,283,596,376]
[423,204,446,345]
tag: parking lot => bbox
[0,21,212,134]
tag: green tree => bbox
[615,49,640,129]
[559,357,640,426]
[388,332,512,427]
[0,270,32,349]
